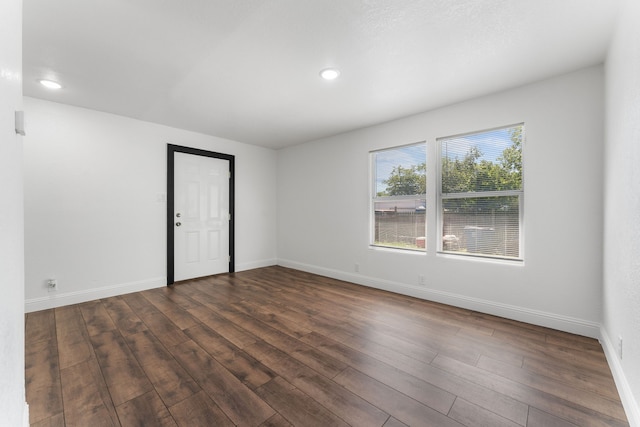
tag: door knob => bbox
[176,222,182,227]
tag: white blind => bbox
[439,124,523,259]
[371,142,426,251]
[441,125,523,194]
[374,143,426,197]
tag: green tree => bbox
[497,126,523,190]
[441,126,522,211]
[381,163,426,196]
[441,146,482,193]
[379,126,522,203]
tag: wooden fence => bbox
[374,209,519,257]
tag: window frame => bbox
[370,141,427,252]
[436,124,525,261]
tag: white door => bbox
[174,152,230,281]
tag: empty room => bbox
[1,0,639,426]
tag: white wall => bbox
[603,0,640,424]
[0,0,27,425]
[278,66,604,338]
[24,97,277,311]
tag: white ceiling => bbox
[23,0,620,149]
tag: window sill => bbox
[437,251,524,266]
[369,245,427,255]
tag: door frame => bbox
[167,144,235,285]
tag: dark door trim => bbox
[167,144,235,285]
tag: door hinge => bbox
[228,255,231,262]
[228,213,231,221]
[228,171,231,179]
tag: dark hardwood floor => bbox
[25,266,629,426]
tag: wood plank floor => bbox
[26,266,629,427]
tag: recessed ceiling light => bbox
[39,79,62,89]
[320,68,340,81]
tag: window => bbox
[438,124,523,260]
[371,142,426,251]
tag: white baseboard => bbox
[277,259,601,338]
[23,402,29,427]
[23,258,280,313]
[25,277,166,313]
[236,258,277,272]
[600,327,640,427]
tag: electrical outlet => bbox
[418,275,426,285]
[47,279,57,292]
[354,263,360,273]
[618,336,623,359]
